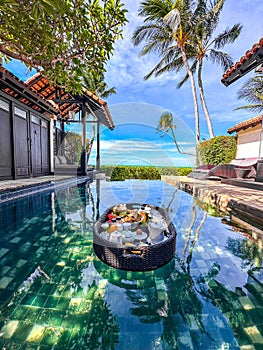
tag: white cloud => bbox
[105,1,180,90]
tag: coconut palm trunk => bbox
[197,60,214,139]
[181,48,200,144]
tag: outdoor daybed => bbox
[188,158,258,180]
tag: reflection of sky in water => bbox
[65,102,196,167]
[0,179,262,349]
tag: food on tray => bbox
[113,203,127,214]
[136,228,142,235]
[124,242,136,247]
[123,211,141,223]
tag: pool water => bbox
[0,179,262,350]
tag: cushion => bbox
[58,156,67,164]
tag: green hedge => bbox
[110,166,161,181]
[99,165,193,181]
[197,136,237,166]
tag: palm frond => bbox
[138,0,174,21]
[209,49,233,70]
[144,47,182,80]
[234,104,263,113]
[237,75,263,103]
[132,23,168,46]
[151,58,184,78]
[213,23,242,49]
[177,59,197,88]
[203,0,225,31]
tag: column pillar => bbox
[80,104,87,175]
[96,121,100,171]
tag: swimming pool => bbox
[0,179,262,349]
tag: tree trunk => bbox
[180,47,202,164]
[180,48,200,145]
[170,127,194,156]
[198,61,214,139]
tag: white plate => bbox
[134,232,148,241]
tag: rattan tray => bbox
[93,203,176,271]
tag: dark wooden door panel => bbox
[14,114,30,177]
[0,107,13,179]
[31,122,42,175]
[41,122,49,174]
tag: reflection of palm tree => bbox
[180,203,207,272]
[226,236,263,269]
[83,297,120,350]
[157,111,194,156]
[69,261,120,349]
[124,262,208,349]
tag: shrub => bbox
[100,165,193,181]
[197,136,237,166]
[110,166,161,181]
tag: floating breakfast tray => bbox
[93,203,176,271]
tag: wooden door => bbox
[41,119,49,175]
[0,98,13,179]
[31,115,42,176]
[14,106,30,178]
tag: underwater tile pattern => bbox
[0,180,262,349]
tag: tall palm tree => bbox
[157,111,194,155]
[82,71,116,165]
[235,75,263,113]
[133,0,201,145]
[178,0,242,138]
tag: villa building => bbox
[228,115,263,161]
[0,68,114,181]
[222,37,263,182]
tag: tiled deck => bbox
[162,176,263,227]
[0,175,93,203]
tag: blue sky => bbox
[5,0,263,167]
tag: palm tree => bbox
[83,70,116,98]
[82,71,116,165]
[235,75,263,113]
[157,111,194,155]
[178,0,242,138]
[133,0,201,145]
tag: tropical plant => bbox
[0,0,127,93]
[132,0,201,144]
[63,131,82,164]
[157,111,195,155]
[197,135,237,166]
[83,70,116,99]
[235,75,263,113]
[83,70,117,166]
[178,0,242,138]
[110,165,161,181]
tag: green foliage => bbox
[63,131,83,163]
[157,167,193,176]
[100,165,193,180]
[0,0,127,93]
[236,75,263,113]
[197,136,237,166]
[110,166,161,181]
[175,167,193,176]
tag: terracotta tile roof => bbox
[221,37,263,86]
[227,115,263,134]
[0,67,58,115]
[25,74,114,130]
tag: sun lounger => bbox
[188,158,258,180]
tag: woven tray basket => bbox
[93,203,176,271]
